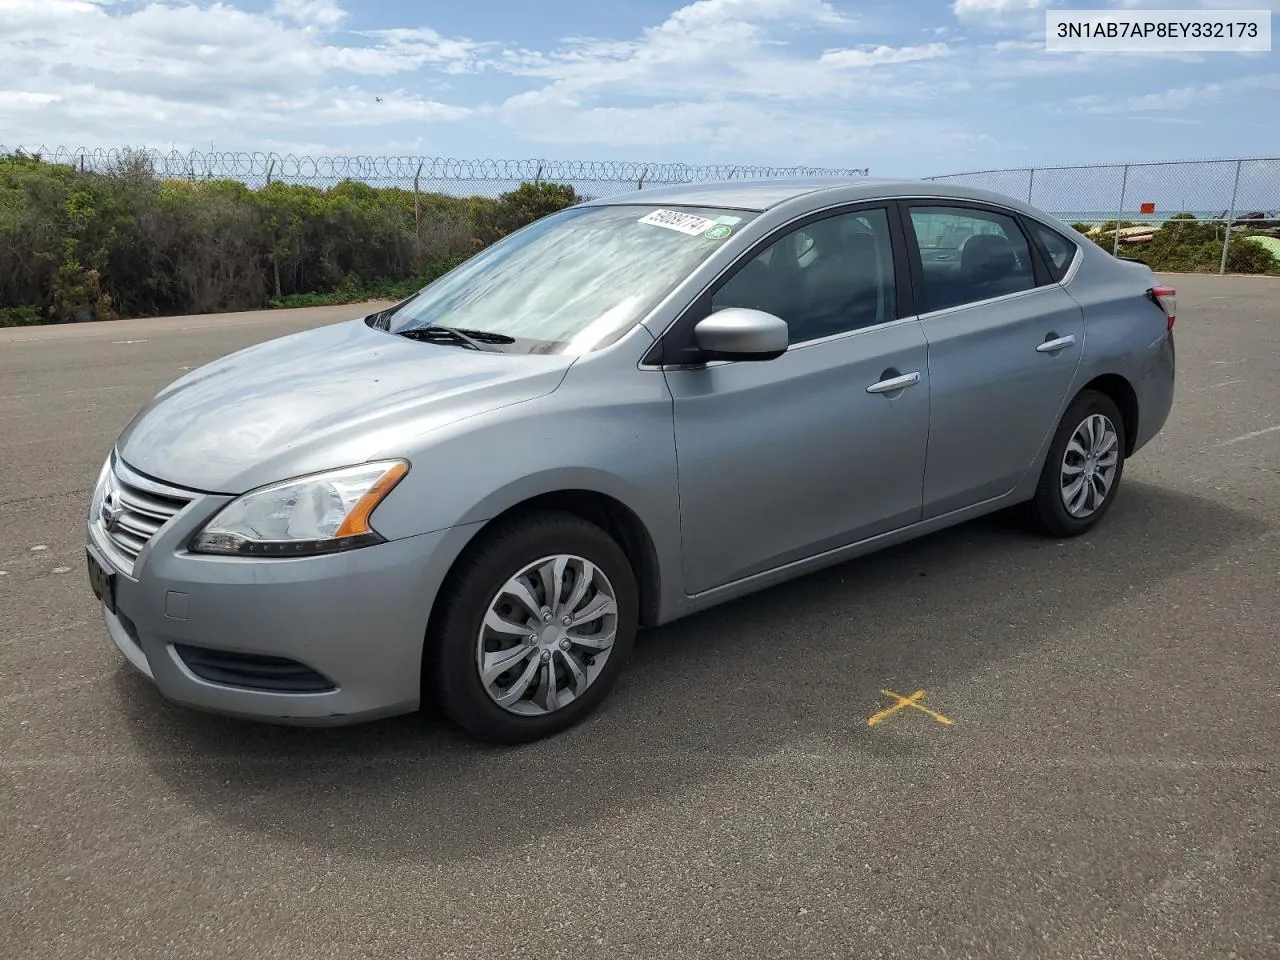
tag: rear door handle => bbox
[1037,334,1077,354]
[866,372,921,395]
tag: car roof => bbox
[584,177,1031,214]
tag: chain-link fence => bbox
[0,144,869,198]
[2,144,1276,327]
[1,144,873,324]
[924,157,1280,274]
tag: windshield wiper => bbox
[394,325,515,351]
[447,327,516,344]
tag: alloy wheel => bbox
[475,554,618,716]
[1060,413,1120,519]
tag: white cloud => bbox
[490,94,990,165]
[328,0,947,167]
[485,0,960,158]
[0,0,470,149]
[0,0,1272,168]
[819,43,950,68]
[1195,0,1280,8]
[1069,74,1280,113]
[1110,0,1280,8]
[1006,51,1204,78]
[270,0,346,28]
[317,90,470,125]
[358,27,494,75]
[653,0,853,36]
[495,0,856,86]
[953,0,1054,26]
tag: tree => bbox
[471,181,579,246]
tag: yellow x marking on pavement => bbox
[867,689,954,727]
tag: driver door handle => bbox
[866,371,921,395]
[1037,334,1077,354]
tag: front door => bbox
[662,206,932,595]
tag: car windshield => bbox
[379,204,755,354]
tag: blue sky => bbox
[1,0,1277,176]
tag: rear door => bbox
[901,202,1085,518]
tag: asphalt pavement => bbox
[2,278,1278,960]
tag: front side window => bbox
[711,207,897,344]
[383,204,755,354]
[908,206,1035,312]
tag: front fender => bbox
[366,371,685,614]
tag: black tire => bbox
[1027,389,1127,538]
[426,510,638,744]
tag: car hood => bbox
[116,318,573,493]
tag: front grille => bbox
[97,460,192,571]
[173,644,337,693]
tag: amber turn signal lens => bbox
[335,461,410,538]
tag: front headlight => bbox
[88,454,112,524]
[190,460,409,557]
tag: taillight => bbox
[1149,284,1176,330]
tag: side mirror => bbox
[692,308,789,362]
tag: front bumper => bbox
[87,465,473,726]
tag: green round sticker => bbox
[704,224,733,240]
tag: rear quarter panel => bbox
[1062,247,1176,455]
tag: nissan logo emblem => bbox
[101,487,125,532]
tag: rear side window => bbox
[908,206,1035,312]
[1025,220,1079,283]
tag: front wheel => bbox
[427,510,638,744]
[1027,390,1127,537]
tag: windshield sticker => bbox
[703,224,733,240]
[714,216,743,225]
[638,209,719,236]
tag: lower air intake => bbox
[173,645,336,693]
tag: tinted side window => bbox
[908,206,1035,312]
[711,207,896,345]
[1026,220,1078,283]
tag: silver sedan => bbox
[85,178,1176,743]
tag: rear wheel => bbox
[427,510,638,744]
[1027,390,1127,537]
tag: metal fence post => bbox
[1026,167,1035,204]
[412,161,423,257]
[1112,164,1129,257]
[1219,159,1243,275]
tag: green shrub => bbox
[0,305,44,326]
[0,151,579,324]
[1223,236,1280,274]
[472,182,579,246]
[1091,215,1280,275]
[0,152,121,322]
